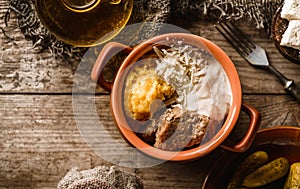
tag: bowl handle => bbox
[91,42,133,92]
[220,102,261,152]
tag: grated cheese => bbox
[153,43,232,124]
[154,44,209,106]
[155,42,208,104]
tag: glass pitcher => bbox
[35,0,133,47]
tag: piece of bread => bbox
[281,0,300,20]
[280,20,300,50]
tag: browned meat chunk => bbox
[154,106,210,151]
[138,121,158,144]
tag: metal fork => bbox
[215,21,300,102]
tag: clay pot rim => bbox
[110,33,244,161]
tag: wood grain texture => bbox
[0,4,105,94]
[0,1,299,188]
[0,95,299,188]
[0,5,299,94]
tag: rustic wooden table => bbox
[0,1,299,188]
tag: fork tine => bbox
[225,22,256,50]
[215,21,256,57]
[215,22,246,56]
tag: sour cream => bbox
[186,57,232,122]
[155,44,232,123]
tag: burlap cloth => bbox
[57,166,143,189]
[4,0,282,59]
[2,0,282,188]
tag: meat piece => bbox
[138,121,158,144]
[154,106,210,151]
[138,101,167,144]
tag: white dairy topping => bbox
[281,20,300,50]
[281,0,300,20]
[186,57,231,121]
[155,44,232,123]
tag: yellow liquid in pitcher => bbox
[35,0,133,47]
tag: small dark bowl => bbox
[202,126,300,189]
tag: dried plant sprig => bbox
[3,0,86,59]
[2,0,282,59]
[170,0,282,33]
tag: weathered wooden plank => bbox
[0,6,299,94]
[0,1,299,189]
[0,3,104,94]
[0,94,214,189]
[0,94,299,188]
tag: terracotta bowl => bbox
[202,126,300,189]
[91,33,261,161]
